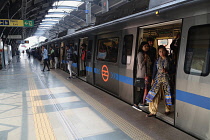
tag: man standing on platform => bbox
[42,46,50,72]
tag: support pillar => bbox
[85,0,92,25]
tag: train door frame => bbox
[118,27,138,103]
[135,19,182,124]
[78,37,89,80]
[85,35,96,85]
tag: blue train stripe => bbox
[72,63,77,68]
[118,74,133,85]
[86,66,92,72]
[176,90,210,110]
[94,68,101,74]
[93,67,133,85]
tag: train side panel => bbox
[118,27,138,103]
[175,13,210,140]
[94,32,121,96]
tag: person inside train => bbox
[54,46,59,69]
[147,37,157,65]
[133,42,152,109]
[170,32,181,65]
[80,43,87,76]
[41,46,50,72]
[49,47,55,69]
[66,45,74,79]
[146,45,172,117]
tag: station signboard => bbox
[0,19,34,27]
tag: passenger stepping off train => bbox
[146,45,172,117]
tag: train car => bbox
[39,0,210,139]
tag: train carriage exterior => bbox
[38,0,210,139]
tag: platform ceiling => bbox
[0,0,129,42]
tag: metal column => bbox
[85,0,92,25]
[22,0,27,39]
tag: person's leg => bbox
[46,59,50,70]
[43,59,46,71]
[50,60,53,68]
[54,57,58,69]
[162,81,172,114]
[148,91,161,115]
[69,61,72,77]
[134,88,141,106]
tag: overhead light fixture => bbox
[42,19,60,22]
[40,22,58,25]
[39,25,53,27]
[53,1,83,7]
[36,0,84,37]
[45,14,64,18]
[48,9,73,13]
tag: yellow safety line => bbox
[27,71,56,140]
[52,71,154,140]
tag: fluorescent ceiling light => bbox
[53,1,83,7]
[42,19,60,22]
[48,9,73,13]
[40,22,57,25]
[45,14,64,18]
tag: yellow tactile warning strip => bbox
[27,73,56,140]
[52,71,154,140]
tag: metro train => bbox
[37,0,210,139]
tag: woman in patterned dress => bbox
[146,45,172,117]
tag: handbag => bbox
[134,78,145,88]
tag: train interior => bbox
[137,20,182,123]
[79,37,89,81]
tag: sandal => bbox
[165,111,170,115]
[146,113,156,117]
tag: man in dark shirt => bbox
[147,37,157,64]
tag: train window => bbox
[184,24,210,76]
[97,37,119,63]
[122,35,133,65]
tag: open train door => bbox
[136,20,182,124]
[78,37,88,81]
[175,14,210,140]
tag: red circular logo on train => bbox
[102,65,109,82]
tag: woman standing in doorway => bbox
[146,45,172,117]
[133,42,152,109]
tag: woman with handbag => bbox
[133,42,152,109]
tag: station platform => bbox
[0,54,197,140]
